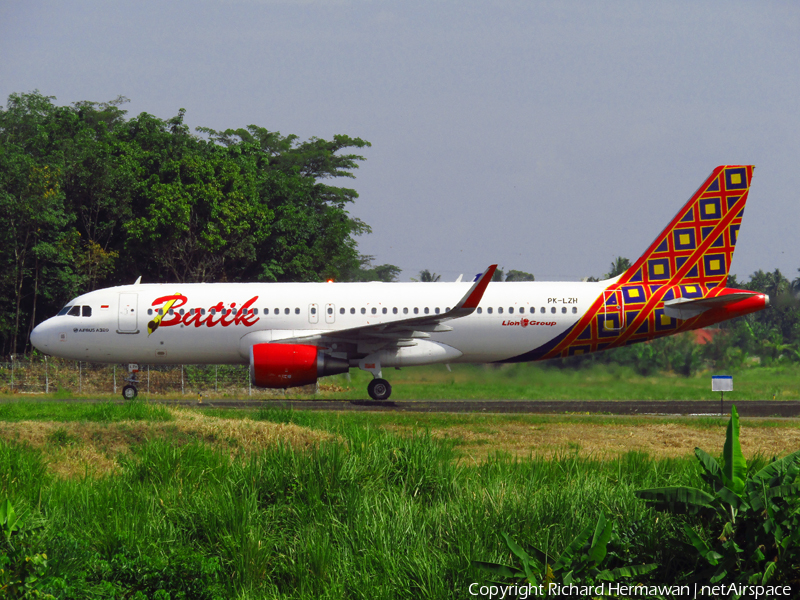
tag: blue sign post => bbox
[712,375,733,415]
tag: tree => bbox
[505,269,534,282]
[414,269,441,282]
[340,255,401,282]
[604,256,631,279]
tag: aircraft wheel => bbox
[367,378,392,400]
[122,385,138,400]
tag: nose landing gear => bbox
[122,363,140,400]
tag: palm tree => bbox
[417,269,441,282]
[604,256,631,279]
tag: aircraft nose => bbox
[30,322,48,351]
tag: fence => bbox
[0,357,317,398]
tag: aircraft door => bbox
[325,303,335,324]
[309,303,319,324]
[118,293,138,333]
[601,290,625,332]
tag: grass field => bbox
[324,362,800,401]
[1,400,799,598]
[5,362,800,402]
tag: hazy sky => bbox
[2,0,798,282]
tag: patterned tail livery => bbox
[531,166,768,361]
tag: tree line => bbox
[0,91,397,356]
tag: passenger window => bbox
[294,308,300,314]
[275,308,279,314]
[508,307,514,314]
[371,307,377,315]
[551,307,556,314]
[350,308,355,314]
[435,307,440,314]
[572,307,577,314]
[498,307,503,314]
[393,307,398,314]
[158,309,164,315]
[530,307,535,314]
[382,307,387,314]
[477,307,482,314]
[414,308,419,314]
[263,308,269,315]
[424,307,429,314]
[403,308,408,314]
[179,308,185,315]
[311,307,317,315]
[361,308,366,314]
[540,307,545,314]
[168,309,174,315]
[327,307,333,315]
[253,309,259,315]
[283,308,289,315]
[339,308,345,314]
[82,306,92,317]
[57,306,71,316]
[487,307,493,314]
[561,307,567,314]
[446,307,450,312]
[147,309,153,316]
[210,309,216,315]
[200,309,206,315]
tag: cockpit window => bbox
[67,306,81,317]
[82,306,92,317]
[57,306,72,316]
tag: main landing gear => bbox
[359,356,393,400]
[367,378,392,400]
[122,363,139,400]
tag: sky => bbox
[2,0,798,283]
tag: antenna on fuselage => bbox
[134,276,142,285]
[455,274,463,283]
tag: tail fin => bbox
[618,165,753,288]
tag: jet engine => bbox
[249,343,349,389]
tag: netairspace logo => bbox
[468,582,795,599]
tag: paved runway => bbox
[162,399,800,417]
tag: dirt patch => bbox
[403,421,800,462]
[0,408,338,478]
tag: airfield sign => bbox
[712,375,733,415]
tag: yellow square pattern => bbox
[629,288,640,297]
[653,264,664,275]
[710,259,720,271]
[679,234,690,245]
[660,314,671,326]
[704,203,716,216]
[731,173,741,184]
[604,320,614,330]
[685,285,697,293]
[574,349,584,355]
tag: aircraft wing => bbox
[279,264,497,347]
[663,292,761,320]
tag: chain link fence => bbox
[0,357,319,398]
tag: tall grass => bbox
[1,419,703,598]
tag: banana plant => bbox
[635,406,800,589]
[474,513,656,591]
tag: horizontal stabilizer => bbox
[664,292,766,320]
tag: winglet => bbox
[452,264,497,314]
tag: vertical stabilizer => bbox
[618,165,753,288]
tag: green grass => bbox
[1,403,798,597]
[317,362,800,401]
[0,399,173,422]
[1,426,701,599]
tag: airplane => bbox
[30,165,769,401]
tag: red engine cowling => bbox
[249,343,349,389]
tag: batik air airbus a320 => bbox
[31,166,768,400]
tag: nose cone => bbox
[30,321,49,352]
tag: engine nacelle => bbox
[249,343,349,389]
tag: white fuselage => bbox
[30,281,606,366]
